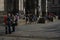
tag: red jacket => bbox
[4,15,7,25]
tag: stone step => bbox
[18,19,26,25]
[0,36,59,40]
[0,37,44,40]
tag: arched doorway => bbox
[4,0,19,15]
[25,0,39,16]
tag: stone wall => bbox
[0,15,4,24]
[0,0,5,24]
[0,11,5,24]
[0,0,4,11]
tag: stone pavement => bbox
[9,20,60,38]
[0,20,60,40]
[0,36,59,40]
[0,18,60,40]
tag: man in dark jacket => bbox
[7,13,12,34]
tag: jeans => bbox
[12,26,15,32]
[7,24,11,34]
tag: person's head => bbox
[7,13,11,16]
[16,13,18,14]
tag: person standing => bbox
[15,15,19,26]
[25,14,29,24]
[29,14,33,24]
[4,14,8,34]
[7,13,12,34]
[11,14,17,32]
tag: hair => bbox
[7,13,11,16]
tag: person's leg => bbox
[5,26,8,34]
[8,25,11,34]
[29,19,31,24]
[12,26,15,32]
[16,21,18,26]
[12,23,15,32]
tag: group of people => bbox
[26,14,37,24]
[25,13,56,24]
[4,13,19,34]
[45,13,56,22]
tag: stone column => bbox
[38,0,42,17]
[19,0,23,11]
[0,0,4,11]
[41,0,46,17]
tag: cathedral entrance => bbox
[5,0,39,16]
[25,0,39,17]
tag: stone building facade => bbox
[47,0,60,16]
[0,0,60,16]
[0,0,4,15]
[0,0,24,15]
[0,0,41,16]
